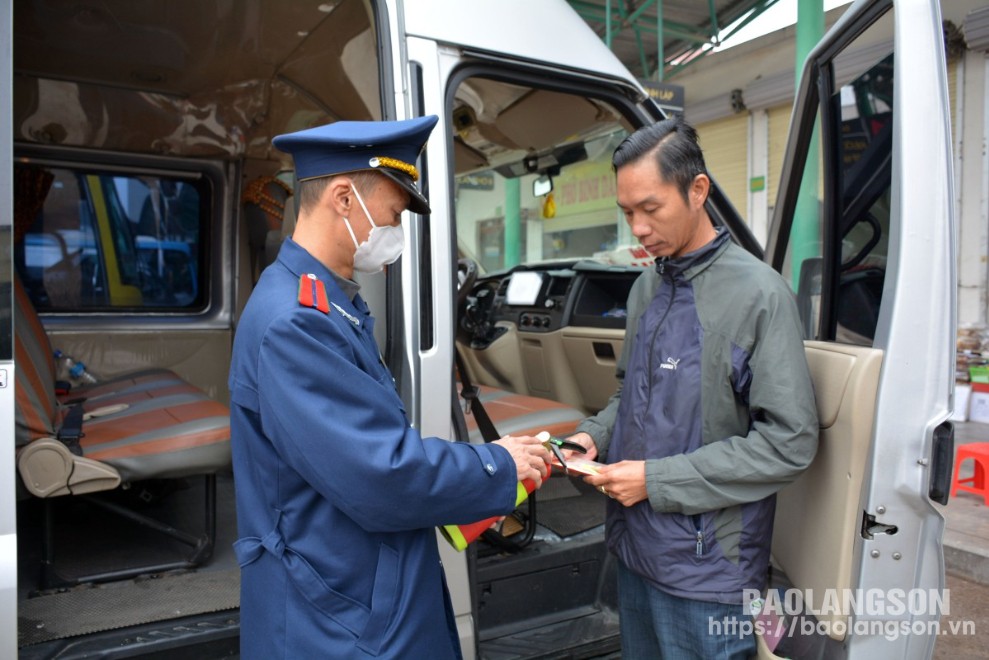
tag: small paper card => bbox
[551,455,606,477]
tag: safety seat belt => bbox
[57,403,85,456]
[454,351,500,443]
[56,402,130,457]
[453,352,539,546]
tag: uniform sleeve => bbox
[256,311,519,532]
[645,283,819,515]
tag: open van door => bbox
[2,3,18,658]
[396,8,662,655]
[393,2,756,656]
[763,0,954,657]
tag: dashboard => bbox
[460,261,642,348]
[458,260,645,414]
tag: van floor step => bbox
[479,607,620,659]
[18,568,240,647]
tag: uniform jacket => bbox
[576,229,818,604]
[228,238,518,658]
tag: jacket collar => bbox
[655,227,731,281]
[277,237,361,302]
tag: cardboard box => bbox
[952,383,972,422]
[968,383,989,424]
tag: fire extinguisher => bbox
[439,463,551,551]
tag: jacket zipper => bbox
[692,514,704,556]
[651,261,702,557]
[644,264,677,386]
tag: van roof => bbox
[404,0,642,87]
[13,0,643,164]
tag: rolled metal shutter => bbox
[766,103,793,210]
[698,113,750,224]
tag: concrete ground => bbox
[933,572,988,659]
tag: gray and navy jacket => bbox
[576,228,818,604]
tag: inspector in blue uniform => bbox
[228,116,542,658]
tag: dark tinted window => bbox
[13,165,208,312]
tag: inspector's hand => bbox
[563,432,598,461]
[583,460,647,507]
[492,435,552,488]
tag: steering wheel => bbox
[457,258,478,307]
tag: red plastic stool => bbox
[951,442,989,505]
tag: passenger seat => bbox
[13,274,231,586]
[14,275,231,493]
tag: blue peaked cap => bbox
[273,115,439,215]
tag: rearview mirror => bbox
[533,175,553,197]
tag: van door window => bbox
[832,53,893,345]
[782,25,894,346]
[13,165,207,311]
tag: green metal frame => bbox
[568,0,781,80]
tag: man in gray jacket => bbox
[568,117,818,659]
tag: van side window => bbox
[13,166,207,311]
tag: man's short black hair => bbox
[612,115,708,203]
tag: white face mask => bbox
[344,184,405,274]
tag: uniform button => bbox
[485,463,495,474]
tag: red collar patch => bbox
[298,273,330,314]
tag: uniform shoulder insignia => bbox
[298,273,330,314]
[330,302,360,327]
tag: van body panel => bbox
[402,0,641,89]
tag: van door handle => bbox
[927,421,954,505]
[593,342,616,363]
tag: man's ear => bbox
[690,173,711,210]
[326,177,353,216]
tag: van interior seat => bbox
[13,273,232,586]
[58,370,202,408]
[463,384,585,443]
[13,273,231,495]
